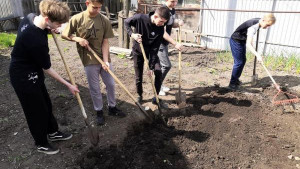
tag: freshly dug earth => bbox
[1,34,300,169]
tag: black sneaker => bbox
[228,83,239,90]
[236,80,242,86]
[152,97,168,109]
[37,143,59,155]
[97,110,105,125]
[137,96,143,103]
[48,131,72,142]
[108,106,126,117]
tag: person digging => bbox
[124,6,172,108]
[228,13,276,90]
[9,0,79,155]
[158,0,184,96]
[62,0,126,126]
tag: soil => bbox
[1,33,300,169]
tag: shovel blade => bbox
[251,74,258,86]
[88,126,99,146]
[85,120,99,147]
[175,92,187,108]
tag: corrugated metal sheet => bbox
[200,0,300,56]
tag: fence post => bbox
[262,0,276,56]
[197,0,204,45]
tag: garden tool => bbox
[257,53,300,105]
[139,43,164,116]
[251,29,260,86]
[51,32,99,146]
[87,45,154,121]
[175,26,187,108]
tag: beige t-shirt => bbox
[62,11,114,66]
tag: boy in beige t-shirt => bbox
[62,0,125,125]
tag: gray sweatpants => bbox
[84,64,116,111]
[158,43,172,83]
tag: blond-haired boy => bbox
[229,13,276,90]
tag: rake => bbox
[260,60,300,105]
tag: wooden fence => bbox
[20,0,123,16]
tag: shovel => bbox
[139,43,164,116]
[175,26,187,108]
[51,32,99,146]
[251,29,260,86]
[87,45,154,122]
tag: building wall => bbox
[200,0,300,56]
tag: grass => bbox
[0,33,17,49]
[216,50,300,74]
[117,53,126,59]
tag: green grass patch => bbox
[216,50,300,74]
[48,34,53,39]
[0,33,17,49]
[215,50,232,63]
[117,53,126,59]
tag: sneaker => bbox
[48,131,72,142]
[228,83,239,90]
[159,90,166,96]
[97,110,105,125]
[236,80,242,86]
[161,86,170,92]
[37,143,59,155]
[152,97,169,109]
[137,96,143,103]
[108,106,126,117]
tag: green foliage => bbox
[64,47,69,52]
[0,33,17,49]
[0,117,8,123]
[48,34,52,39]
[216,49,300,74]
[117,52,126,59]
[208,68,217,74]
[215,51,233,63]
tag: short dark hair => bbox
[155,6,170,20]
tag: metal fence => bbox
[200,0,300,56]
[0,0,24,31]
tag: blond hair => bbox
[263,13,276,24]
[39,0,71,23]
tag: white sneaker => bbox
[159,90,166,96]
[161,86,170,92]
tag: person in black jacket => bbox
[229,13,276,90]
[124,6,171,105]
[9,0,79,155]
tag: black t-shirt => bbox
[124,12,165,69]
[231,18,260,43]
[9,13,51,88]
[162,5,175,45]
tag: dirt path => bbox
[0,35,300,169]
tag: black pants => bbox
[11,80,58,146]
[133,53,162,97]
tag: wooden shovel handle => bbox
[139,43,163,114]
[178,26,182,94]
[87,45,152,119]
[51,32,87,119]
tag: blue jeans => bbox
[229,38,246,85]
